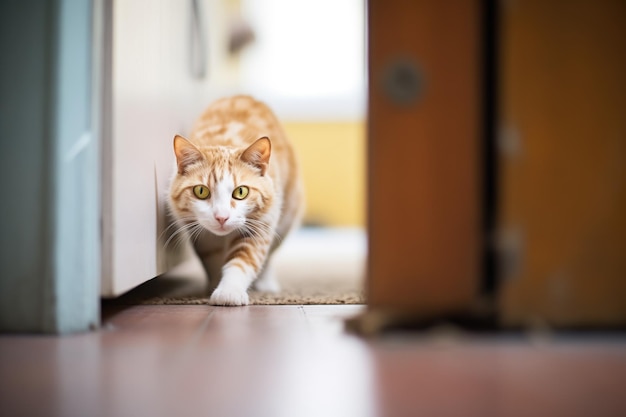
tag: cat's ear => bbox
[241,137,271,175]
[173,135,203,174]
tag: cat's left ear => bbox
[173,135,204,174]
[241,137,271,175]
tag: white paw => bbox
[209,285,250,306]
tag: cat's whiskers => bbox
[163,220,201,250]
[158,216,198,241]
[242,218,282,245]
[163,224,194,251]
[188,223,206,245]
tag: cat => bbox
[168,95,304,306]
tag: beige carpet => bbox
[108,228,366,305]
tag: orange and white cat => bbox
[168,95,304,306]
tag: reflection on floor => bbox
[1,304,625,417]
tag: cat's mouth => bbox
[207,222,236,236]
[215,224,230,235]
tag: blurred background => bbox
[197,0,367,227]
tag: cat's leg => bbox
[209,234,271,306]
[199,254,223,294]
[209,265,252,306]
[194,234,227,294]
[251,215,297,293]
[253,260,280,293]
[253,201,301,294]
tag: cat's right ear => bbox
[173,135,203,174]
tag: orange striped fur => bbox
[168,96,304,306]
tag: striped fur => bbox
[168,96,304,306]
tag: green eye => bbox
[232,186,249,200]
[193,185,210,200]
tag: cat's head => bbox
[168,135,274,236]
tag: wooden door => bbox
[497,0,626,326]
[367,0,483,316]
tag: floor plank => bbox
[1,305,625,417]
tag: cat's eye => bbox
[232,186,249,200]
[193,185,210,200]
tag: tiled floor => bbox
[1,304,625,417]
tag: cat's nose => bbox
[215,215,229,226]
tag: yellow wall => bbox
[283,121,366,227]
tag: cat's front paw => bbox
[209,285,250,306]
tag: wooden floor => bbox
[1,305,626,417]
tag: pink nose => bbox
[215,216,229,226]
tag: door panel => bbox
[101,0,199,296]
[498,0,626,326]
[367,0,482,314]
